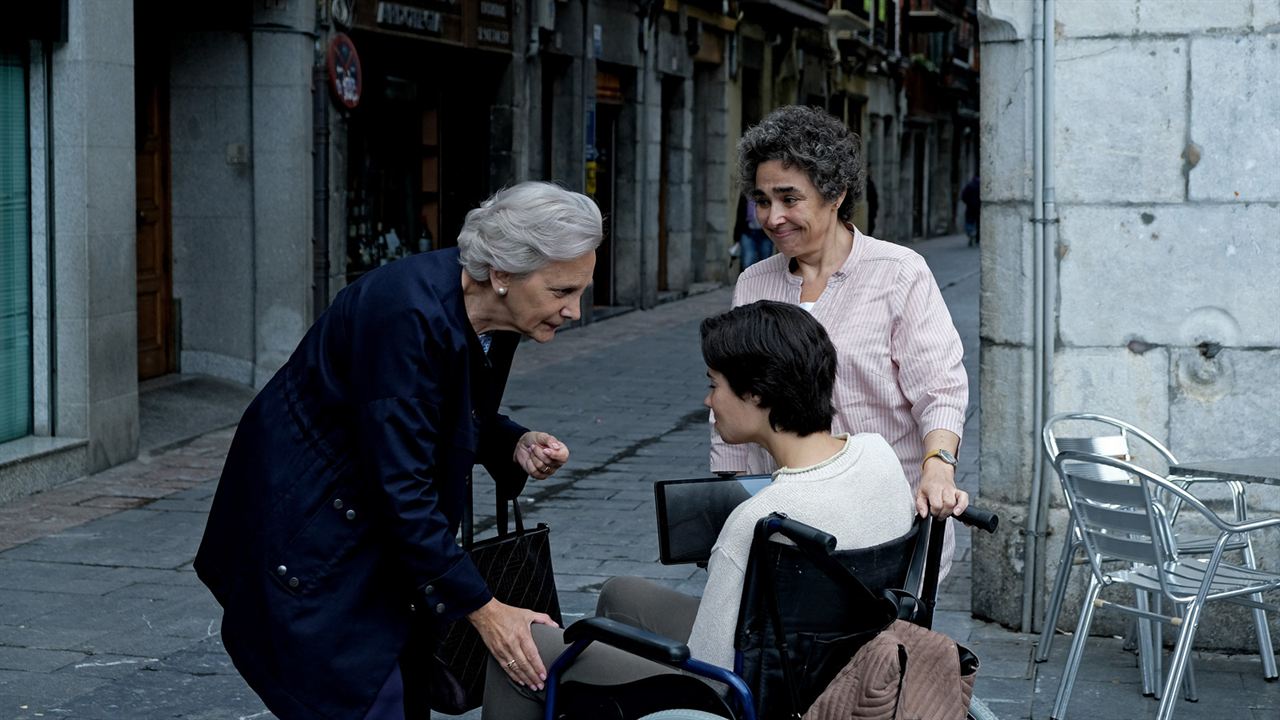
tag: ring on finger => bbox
[505,659,517,670]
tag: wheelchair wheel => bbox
[637,712,728,720]
[968,695,1000,720]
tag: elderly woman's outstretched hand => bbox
[514,431,569,480]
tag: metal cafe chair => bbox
[1035,412,1275,689]
[1049,451,1280,720]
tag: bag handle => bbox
[461,471,523,549]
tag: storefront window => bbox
[0,47,32,442]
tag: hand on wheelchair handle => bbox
[955,505,999,534]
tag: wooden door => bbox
[135,40,173,380]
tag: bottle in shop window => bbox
[358,238,373,269]
[418,222,432,253]
[375,223,389,265]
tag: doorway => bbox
[135,23,174,380]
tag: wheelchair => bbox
[541,507,1001,720]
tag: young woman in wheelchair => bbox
[481,300,917,719]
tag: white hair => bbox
[457,181,603,281]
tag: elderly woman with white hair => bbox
[195,182,602,720]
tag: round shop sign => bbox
[326,33,362,110]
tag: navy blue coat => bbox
[195,248,529,719]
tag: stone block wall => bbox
[976,0,1280,649]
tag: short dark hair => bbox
[700,300,837,436]
[737,105,863,223]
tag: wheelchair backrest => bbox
[733,519,931,719]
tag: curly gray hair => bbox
[457,181,603,281]
[737,105,863,223]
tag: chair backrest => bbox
[1052,434,1132,461]
[733,518,931,717]
[1054,452,1178,582]
[1043,412,1179,470]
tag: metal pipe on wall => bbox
[637,5,654,312]
[44,41,58,436]
[1021,0,1047,634]
[1034,0,1060,631]
[311,62,331,320]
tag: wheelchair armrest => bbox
[761,513,837,554]
[563,616,691,665]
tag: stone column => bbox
[52,0,140,470]
[249,0,314,387]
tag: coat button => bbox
[471,409,480,422]
[333,498,343,510]
[424,585,434,595]
[345,509,356,520]
[276,565,287,576]
[288,577,300,588]
[409,603,416,613]
[435,603,447,614]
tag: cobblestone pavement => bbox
[1,236,1275,719]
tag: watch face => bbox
[936,449,958,465]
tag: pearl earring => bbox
[496,286,508,296]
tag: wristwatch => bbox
[922,448,958,470]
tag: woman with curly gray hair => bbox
[196,181,600,719]
[711,105,971,576]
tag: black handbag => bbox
[427,477,563,713]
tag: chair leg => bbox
[1156,599,1208,720]
[1181,647,1198,703]
[1241,534,1279,680]
[1051,575,1102,720]
[1151,594,1165,700]
[1037,534,1080,663]
[1135,590,1156,697]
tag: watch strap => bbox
[922,448,957,470]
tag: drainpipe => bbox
[44,42,57,435]
[1021,0,1047,634]
[312,61,330,319]
[637,7,654,310]
[1033,0,1060,633]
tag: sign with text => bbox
[354,0,511,52]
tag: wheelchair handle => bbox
[956,505,999,534]
[764,514,837,553]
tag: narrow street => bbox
[2,237,1273,719]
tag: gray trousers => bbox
[480,576,701,720]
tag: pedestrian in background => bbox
[961,174,980,246]
[734,192,774,270]
[195,182,601,719]
[711,105,970,576]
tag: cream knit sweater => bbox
[685,433,915,670]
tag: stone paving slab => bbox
[0,236,1275,719]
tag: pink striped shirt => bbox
[709,230,968,567]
